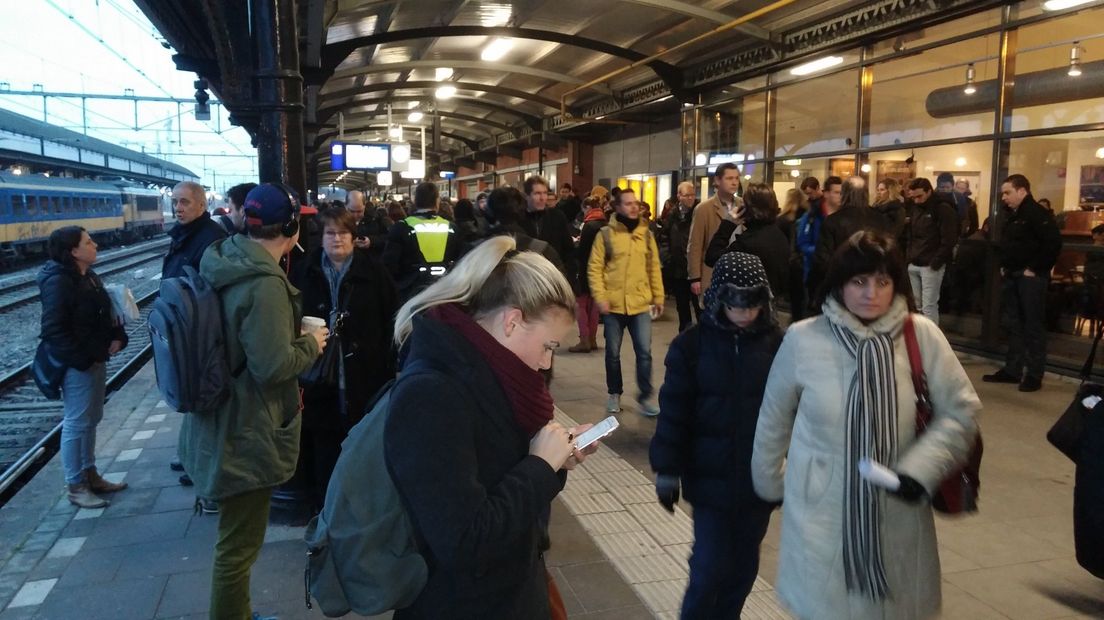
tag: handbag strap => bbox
[1080,321,1104,383]
[903,314,933,430]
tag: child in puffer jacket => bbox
[649,251,783,619]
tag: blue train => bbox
[0,171,165,265]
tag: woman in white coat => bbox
[752,231,980,619]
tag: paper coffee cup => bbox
[301,316,326,334]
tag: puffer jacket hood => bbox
[702,251,776,332]
[36,258,73,284]
[200,234,289,290]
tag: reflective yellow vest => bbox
[405,214,453,265]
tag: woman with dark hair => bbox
[752,231,981,619]
[387,201,407,223]
[704,183,790,301]
[291,207,399,510]
[452,198,480,246]
[37,226,129,508]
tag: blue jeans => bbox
[908,264,946,325]
[602,312,653,400]
[61,362,106,485]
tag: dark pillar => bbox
[251,0,306,201]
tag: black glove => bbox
[892,474,926,504]
[655,474,680,513]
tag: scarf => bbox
[822,295,909,600]
[615,213,639,232]
[427,303,554,438]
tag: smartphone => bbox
[574,416,620,450]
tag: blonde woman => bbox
[874,178,908,247]
[386,237,598,618]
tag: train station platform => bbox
[0,312,1102,619]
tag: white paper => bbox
[858,458,901,491]
[1082,395,1102,409]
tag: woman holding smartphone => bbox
[386,236,598,619]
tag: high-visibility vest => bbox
[405,214,453,265]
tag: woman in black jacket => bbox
[292,207,399,509]
[650,251,783,618]
[704,183,790,301]
[386,237,598,619]
[569,196,608,351]
[37,226,128,508]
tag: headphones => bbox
[271,182,301,238]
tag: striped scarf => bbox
[828,312,900,600]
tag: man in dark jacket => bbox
[218,182,256,235]
[905,177,959,324]
[162,181,227,280]
[383,182,462,302]
[521,175,576,285]
[813,177,889,288]
[483,187,564,272]
[181,183,324,619]
[349,190,391,260]
[662,181,700,331]
[163,180,227,487]
[983,174,1063,392]
[554,182,582,224]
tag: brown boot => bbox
[86,468,128,493]
[589,336,598,350]
[68,483,109,508]
[568,341,591,353]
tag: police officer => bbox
[383,181,462,301]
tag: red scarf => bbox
[427,304,554,438]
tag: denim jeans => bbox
[211,487,272,620]
[908,264,946,325]
[682,504,773,619]
[60,362,106,485]
[602,312,653,400]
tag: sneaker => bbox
[200,498,219,514]
[179,474,194,487]
[982,369,1020,384]
[639,397,660,417]
[86,468,128,493]
[606,394,622,414]
[68,483,109,509]
[169,456,184,472]
[1018,376,1042,392]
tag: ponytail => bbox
[393,236,575,346]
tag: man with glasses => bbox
[905,178,959,324]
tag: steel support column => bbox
[251,0,306,200]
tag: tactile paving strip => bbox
[555,407,793,618]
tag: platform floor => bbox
[1,310,1102,619]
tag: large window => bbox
[1010,6,1104,132]
[773,69,859,157]
[866,35,999,148]
[698,93,767,161]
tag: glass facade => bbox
[679,1,1104,373]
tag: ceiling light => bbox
[860,163,872,173]
[435,67,454,81]
[1069,42,1083,77]
[694,153,708,166]
[436,85,457,99]
[389,125,403,140]
[392,144,411,164]
[955,157,967,167]
[401,159,425,180]
[964,63,977,95]
[1096,147,1104,159]
[790,56,843,76]
[377,171,393,186]
[790,170,801,178]
[1042,0,1094,10]
[481,38,514,62]
[782,159,802,166]
[744,174,752,180]
[408,111,424,122]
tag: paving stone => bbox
[154,569,209,617]
[559,561,647,614]
[607,484,657,505]
[37,574,166,620]
[6,578,56,608]
[44,536,85,559]
[25,555,71,581]
[577,511,645,537]
[560,491,624,515]
[151,485,199,514]
[594,469,652,489]
[72,507,105,521]
[113,537,213,580]
[54,546,122,588]
[633,579,686,614]
[608,552,687,584]
[82,510,191,550]
[60,517,99,538]
[0,606,38,620]
[592,531,665,560]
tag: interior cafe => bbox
[680,0,1104,374]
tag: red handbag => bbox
[903,315,983,514]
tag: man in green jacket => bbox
[180,183,325,620]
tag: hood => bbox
[199,235,290,290]
[36,259,78,286]
[702,252,776,332]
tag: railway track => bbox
[0,237,168,313]
[0,289,159,505]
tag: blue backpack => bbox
[304,365,428,616]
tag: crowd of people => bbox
[33,166,1069,619]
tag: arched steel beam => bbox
[330,59,587,86]
[319,81,560,113]
[317,94,542,129]
[330,109,513,133]
[320,26,683,89]
[315,124,485,154]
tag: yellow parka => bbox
[587,218,665,315]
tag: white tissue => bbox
[858,458,901,491]
[1082,395,1102,409]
